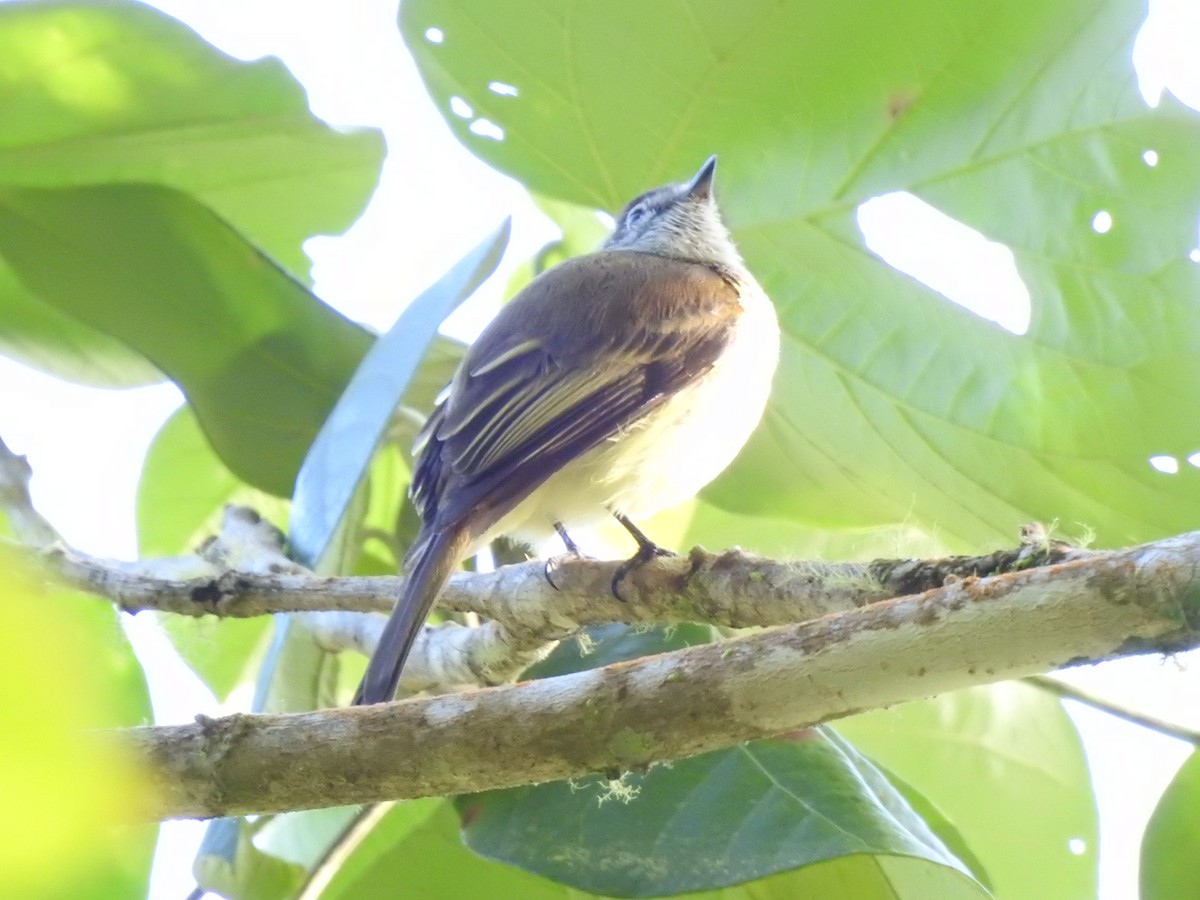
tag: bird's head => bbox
[603,156,743,269]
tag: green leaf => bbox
[879,767,992,892]
[678,496,951,561]
[156,601,271,705]
[756,855,988,900]
[134,331,463,697]
[0,570,155,899]
[145,233,482,881]
[320,799,985,900]
[835,682,1096,899]
[255,807,365,874]
[0,183,373,495]
[1141,749,1200,899]
[246,239,506,900]
[290,220,510,568]
[401,0,1200,548]
[466,629,977,897]
[460,732,977,897]
[527,194,609,275]
[0,0,382,385]
[319,800,565,900]
[235,230,507,900]
[137,405,288,558]
[193,818,305,900]
[522,622,718,679]
[305,800,442,899]
[136,405,281,698]
[0,262,162,386]
[134,337,465,695]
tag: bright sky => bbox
[1,1,1198,898]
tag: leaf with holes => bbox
[402,0,1200,549]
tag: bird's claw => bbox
[543,549,594,591]
[610,543,677,601]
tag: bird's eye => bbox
[624,203,648,227]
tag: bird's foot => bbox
[544,548,596,590]
[610,511,676,601]
[545,521,593,590]
[610,538,677,602]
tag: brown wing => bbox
[409,251,740,540]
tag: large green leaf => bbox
[835,682,1097,899]
[521,622,718,680]
[401,0,1200,549]
[461,734,979,898]
[0,183,373,495]
[1140,749,1200,899]
[456,627,979,898]
[677,495,951,561]
[0,262,161,386]
[0,0,383,385]
[324,797,985,900]
[137,406,289,560]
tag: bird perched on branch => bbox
[356,156,779,704]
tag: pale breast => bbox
[497,278,779,546]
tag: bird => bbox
[355,156,779,704]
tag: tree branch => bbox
[0,434,61,546]
[119,530,1200,820]
[8,516,1086,629]
[13,433,1193,817]
[6,501,1088,690]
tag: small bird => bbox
[356,156,779,704]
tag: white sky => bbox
[1,1,1198,898]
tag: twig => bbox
[0,434,61,546]
[1025,674,1200,744]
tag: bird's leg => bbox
[544,521,592,590]
[610,512,677,601]
[555,521,584,556]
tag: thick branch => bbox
[120,530,1200,820]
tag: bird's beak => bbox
[685,155,717,200]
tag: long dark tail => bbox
[354,526,471,705]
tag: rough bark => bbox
[119,531,1200,820]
